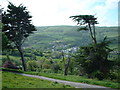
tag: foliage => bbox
[27,60,38,71]
[51,63,61,73]
[70,15,98,44]
[70,15,116,80]
[68,57,77,75]
[75,37,114,80]
[2,2,36,71]
[1,55,21,66]
[70,15,98,25]
[2,33,13,51]
[2,33,13,63]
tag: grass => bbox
[0,71,2,89]
[1,55,20,60]
[24,71,119,89]
[2,71,73,88]
[24,26,118,50]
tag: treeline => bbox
[2,45,119,81]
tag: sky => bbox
[0,0,119,26]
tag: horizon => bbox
[35,25,118,27]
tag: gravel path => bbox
[16,73,115,89]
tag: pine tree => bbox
[70,15,98,44]
[2,2,36,71]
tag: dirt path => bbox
[16,73,115,89]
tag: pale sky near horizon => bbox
[0,0,119,26]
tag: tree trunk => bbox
[93,24,97,44]
[88,24,97,44]
[62,51,65,65]
[17,46,26,71]
[64,56,71,76]
[62,51,65,74]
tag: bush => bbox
[42,69,52,73]
[27,60,38,71]
[2,57,21,66]
[108,70,118,81]
[52,64,61,73]
[42,64,50,69]
[95,72,104,80]
[3,61,19,69]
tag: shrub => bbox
[3,61,19,69]
[42,64,50,69]
[27,61,38,71]
[108,70,118,81]
[52,64,61,73]
[42,69,52,73]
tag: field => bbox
[2,71,73,88]
[23,26,118,50]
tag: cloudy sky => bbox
[1,0,119,26]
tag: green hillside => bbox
[2,71,72,88]
[23,26,118,51]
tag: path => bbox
[16,73,115,89]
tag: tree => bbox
[70,15,114,80]
[61,51,71,76]
[0,7,3,56]
[70,15,98,44]
[75,38,114,80]
[64,55,71,76]
[2,2,36,71]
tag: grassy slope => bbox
[24,72,119,89]
[24,26,118,50]
[2,71,73,88]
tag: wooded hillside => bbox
[24,26,118,51]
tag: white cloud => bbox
[93,0,119,26]
[1,0,119,26]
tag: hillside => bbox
[23,26,118,51]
